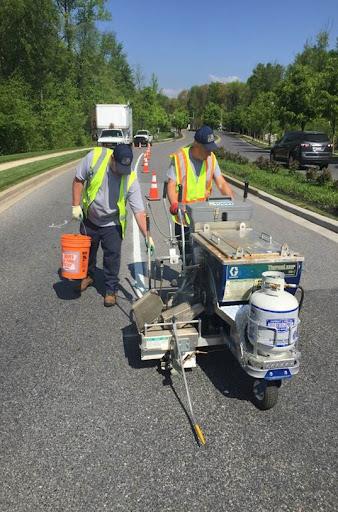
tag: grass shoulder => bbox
[217,156,338,219]
[237,134,271,149]
[0,146,93,165]
[0,151,89,193]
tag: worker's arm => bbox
[214,174,234,198]
[72,177,84,205]
[134,211,147,238]
[167,178,178,206]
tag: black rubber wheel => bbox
[252,380,279,410]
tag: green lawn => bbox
[0,151,89,192]
[219,158,338,219]
[0,146,93,165]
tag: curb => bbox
[223,173,338,234]
[0,159,81,215]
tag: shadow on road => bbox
[198,348,253,403]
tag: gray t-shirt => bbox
[166,147,221,182]
[75,151,144,227]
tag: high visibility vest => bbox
[170,146,216,224]
[82,147,136,239]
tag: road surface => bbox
[220,132,338,180]
[1,134,337,511]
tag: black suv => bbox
[270,131,333,169]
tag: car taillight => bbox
[300,143,311,149]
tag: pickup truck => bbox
[133,130,153,147]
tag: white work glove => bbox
[72,205,83,221]
[145,236,155,256]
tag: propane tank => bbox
[247,271,299,354]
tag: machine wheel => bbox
[252,380,279,410]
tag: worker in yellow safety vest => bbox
[72,144,154,307]
[166,125,234,248]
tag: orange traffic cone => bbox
[146,171,160,201]
[143,155,149,173]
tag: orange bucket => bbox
[60,233,91,280]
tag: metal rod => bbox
[172,319,206,446]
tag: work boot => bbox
[80,275,94,292]
[104,292,117,307]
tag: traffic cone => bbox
[143,155,149,173]
[146,171,160,201]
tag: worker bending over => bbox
[167,125,234,249]
[72,144,154,307]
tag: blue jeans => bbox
[80,219,122,293]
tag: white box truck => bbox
[92,104,133,148]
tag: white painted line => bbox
[132,152,146,297]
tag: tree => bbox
[171,110,189,133]
[277,64,316,130]
[203,102,222,129]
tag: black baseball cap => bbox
[113,144,133,175]
[194,125,218,151]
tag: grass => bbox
[238,134,271,149]
[219,158,338,219]
[154,131,176,142]
[0,151,89,193]
[0,146,93,164]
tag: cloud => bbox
[162,88,183,98]
[209,74,241,83]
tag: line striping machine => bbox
[133,182,304,437]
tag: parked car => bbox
[133,130,153,147]
[270,131,333,169]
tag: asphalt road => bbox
[220,132,338,180]
[1,134,338,512]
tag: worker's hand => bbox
[169,202,178,215]
[72,205,83,221]
[145,236,155,256]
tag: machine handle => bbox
[146,214,150,232]
[162,181,168,199]
[244,181,249,199]
[178,184,183,203]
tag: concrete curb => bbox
[0,160,81,215]
[223,172,338,234]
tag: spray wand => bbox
[172,319,206,446]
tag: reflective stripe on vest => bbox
[170,146,216,223]
[82,147,136,239]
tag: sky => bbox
[100,0,337,97]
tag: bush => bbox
[316,168,332,185]
[305,168,319,182]
[255,155,279,173]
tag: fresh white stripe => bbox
[132,152,146,297]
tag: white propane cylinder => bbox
[248,271,299,353]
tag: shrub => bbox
[305,168,319,182]
[316,168,332,185]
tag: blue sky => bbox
[101,0,337,96]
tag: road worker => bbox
[166,125,234,252]
[72,144,154,307]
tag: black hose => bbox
[297,285,305,312]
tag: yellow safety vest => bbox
[82,147,136,239]
[170,146,216,224]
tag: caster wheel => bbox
[252,380,279,410]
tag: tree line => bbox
[173,32,338,147]
[0,1,337,155]
[0,0,171,154]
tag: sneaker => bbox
[80,276,94,292]
[104,292,117,307]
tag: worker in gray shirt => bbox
[72,144,154,307]
[166,125,233,255]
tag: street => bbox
[1,134,337,512]
[220,132,338,180]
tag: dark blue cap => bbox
[113,143,133,174]
[194,125,218,151]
